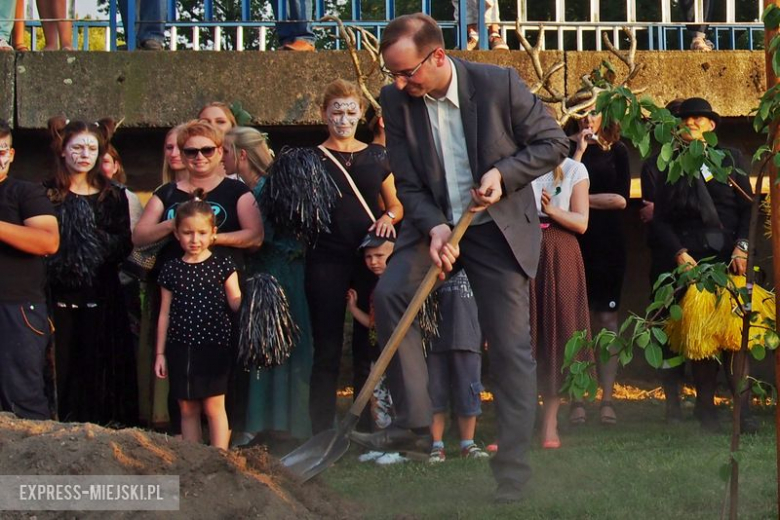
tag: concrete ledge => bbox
[11,50,769,128]
[0,53,13,124]
[565,51,766,117]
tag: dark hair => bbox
[104,144,126,184]
[379,13,444,55]
[0,119,11,145]
[174,188,216,229]
[47,116,116,202]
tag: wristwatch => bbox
[385,211,396,221]
[736,239,749,253]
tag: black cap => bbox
[359,231,395,251]
[678,97,720,126]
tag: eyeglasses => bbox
[182,146,218,159]
[381,49,437,79]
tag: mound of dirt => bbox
[0,413,358,519]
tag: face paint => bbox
[325,97,361,139]
[63,132,99,174]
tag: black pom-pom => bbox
[238,274,300,370]
[47,195,105,288]
[259,146,340,245]
[419,292,440,353]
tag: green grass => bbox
[315,398,778,519]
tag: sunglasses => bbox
[182,146,218,159]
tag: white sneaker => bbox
[375,452,408,465]
[0,39,12,51]
[358,450,385,462]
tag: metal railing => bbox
[12,0,766,52]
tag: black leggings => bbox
[306,250,377,434]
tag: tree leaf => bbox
[751,344,766,361]
[662,355,686,368]
[619,347,633,366]
[660,142,673,162]
[669,304,683,321]
[651,327,668,345]
[635,330,650,348]
[765,330,780,350]
[644,343,663,368]
[703,131,718,147]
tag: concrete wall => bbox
[3,50,768,129]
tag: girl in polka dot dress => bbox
[154,189,241,450]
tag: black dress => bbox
[158,254,237,400]
[575,142,631,312]
[306,143,392,434]
[44,182,138,425]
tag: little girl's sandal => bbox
[569,402,586,425]
[600,401,617,426]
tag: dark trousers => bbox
[681,0,712,34]
[692,353,751,415]
[375,221,536,490]
[0,301,50,420]
[306,250,377,434]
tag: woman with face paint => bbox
[44,116,138,426]
[307,78,404,435]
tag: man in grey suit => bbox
[350,13,569,502]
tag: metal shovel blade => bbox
[280,416,355,483]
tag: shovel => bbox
[281,206,476,482]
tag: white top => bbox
[423,58,489,226]
[531,158,589,216]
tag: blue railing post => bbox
[477,0,486,50]
[109,0,117,51]
[315,0,324,23]
[127,0,136,50]
[241,0,250,21]
[205,0,214,21]
[386,0,394,21]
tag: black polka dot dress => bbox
[158,254,237,400]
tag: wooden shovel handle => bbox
[349,206,476,417]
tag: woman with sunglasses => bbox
[133,120,262,273]
[307,78,403,435]
[134,120,263,434]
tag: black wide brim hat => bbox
[677,97,721,126]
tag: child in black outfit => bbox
[155,189,241,450]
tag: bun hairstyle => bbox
[174,188,216,229]
[47,116,116,201]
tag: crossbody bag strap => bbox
[318,145,376,223]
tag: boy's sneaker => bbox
[461,443,489,459]
[428,446,446,463]
[358,451,385,462]
[0,39,12,51]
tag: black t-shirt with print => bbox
[158,254,236,346]
[154,178,251,275]
[0,177,56,302]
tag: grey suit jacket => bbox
[380,57,569,278]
